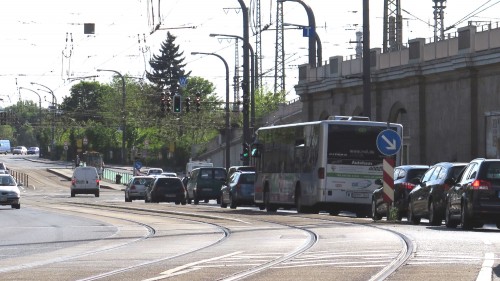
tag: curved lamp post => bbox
[30,82,57,159]
[18,87,42,126]
[209,33,256,132]
[191,52,231,170]
[97,69,126,165]
[278,0,317,67]
[236,0,250,165]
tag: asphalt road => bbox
[0,156,499,281]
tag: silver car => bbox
[125,176,155,202]
[0,174,21,209]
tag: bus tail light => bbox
[318,167,325,179]
[472,180,491,190]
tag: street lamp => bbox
[18,87,42,126]
[237,0,250,165]
[278,0,317,67]
[191,51,231,170]
[97,69,126,165]
[209,33,256,131]
[30,82,56,159]
[282,23,322,66]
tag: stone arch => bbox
[352,106,363,117]
[319,110,330,120]
[388,101,407,123]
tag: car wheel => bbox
[125,194,132,202]
[95,191,99,198]
[371,199,382,221]
[461,202,474,230]
[329,209,340,216]
[71,191,75,197]
[429,201,442,226]
[496,222,500,229]
[408,201,421,225]
[194,192,199,205]
[220,195,228,208]
[181,199,186,205]
[229,194,237,209]
[204,199,209,203]
[258,204,265,210]
[445,200,458,228]
[11,203,20,209]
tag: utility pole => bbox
[363,0,372,119]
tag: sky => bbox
[1,0,499,108]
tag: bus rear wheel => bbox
[264,191,277,212]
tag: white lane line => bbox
[143,251,243,281]
[476,253,494,281]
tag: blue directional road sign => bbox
[376,129,402,156]
[179,76,188,88]
[134,160,143,170]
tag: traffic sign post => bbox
[376,129,402,213]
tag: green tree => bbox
[146,32,191,94]
[60,81,113,122]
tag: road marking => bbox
[143,251,243,281]
[476,253,494,281]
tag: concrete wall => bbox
[295,23,500,165]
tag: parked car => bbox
[186,167,227,205]
[407,162,467,225]
[145,176,186,205]
[124,176,155,202]
[161,172,178,177]
[445,158,500,230]
[70,166,100,197]
[27,146,39,155]
[0,174,21,209]
[12,146,27,155]
[372,165,429,220]
[146,168,163,176]
[221,171,256,209]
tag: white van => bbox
[71,166,100,197]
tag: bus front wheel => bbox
[264,190,277,212]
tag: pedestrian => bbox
[75,155,80,168]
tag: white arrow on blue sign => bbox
[376,129,402,156]
[179,76,188,88]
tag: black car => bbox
[145,176,186,205]
[372,165,429,220]
[445,158,500,230]
[407,162,467,225]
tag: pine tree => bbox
[146,32,191,96]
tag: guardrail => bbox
[102,168,132,185]
[10,170,29,187]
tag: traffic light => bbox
[160,93,166,112]
[195,92,201,112]
[240,143,249,161]
[165,96,172,112]
[173,95,181,113]
[185,97,191,113]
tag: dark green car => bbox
[186,167,227,204]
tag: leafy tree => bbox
[146,32,191,95]
[254,89,287,127]
[60,81,113,122]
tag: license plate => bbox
[165,194,176,198]
[352,192,369,198]
[76,180,85,184]
[203,188,212,192]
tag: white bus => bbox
[251,116,402,217]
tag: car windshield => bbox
[133,178,154,185]
[0,177,15,186]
